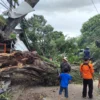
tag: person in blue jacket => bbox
[58,68,72,100]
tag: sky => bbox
[0,0,100,38]
[27,0,100,37]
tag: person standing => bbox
[59,68,72,100]
[60,57,71,73]
[80,57,94,99]
[84,47,90,59]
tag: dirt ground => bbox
[10,80,100,100]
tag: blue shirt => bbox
[60,73,72,88]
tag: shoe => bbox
[89,97,93,99]
[89,95,93,99]
[82,96,86,98]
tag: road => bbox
[11,81,100,100]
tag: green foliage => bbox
[79,14,100,60]
[20,14,82,63]
[20,14,100,64]
[0,15,6,27]
[0,92,11,100]
[68,54,80,64]
[81,14,100,45]
[20,15,66,58]
[71,70,82,84]
[71,71,99,84]
[54,55,64,63]
[40,56,59,67]
[9,33,16,39]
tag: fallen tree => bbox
[0,51,58,86]
[0,0,60,87]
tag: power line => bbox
[91,0,99,14]
[0,0,9,9]
[0,2,8,9]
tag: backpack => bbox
[81,63,91,69]
[81,63,93,76]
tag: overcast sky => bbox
[1,0,100,38]
[28,0,100,37]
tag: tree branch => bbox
[3,0,39,39]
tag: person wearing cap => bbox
[60,57,71,73]
[80,57,94,99]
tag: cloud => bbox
[29,0,100,37]
[1,0,99,38]
[0,9,5,14]
[35,0,99,12]
[27,9,97,37]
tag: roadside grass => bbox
[40,56,59,67]
[0,91,12,100]
[71,70,82,84]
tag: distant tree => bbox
[81,14,100,45]
[77,14,100,60]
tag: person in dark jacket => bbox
[60,57,71,73]
[84,47,90,59]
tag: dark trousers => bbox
[82,79,93,98]
[59,86,68,98]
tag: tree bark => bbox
[0,51,58,86]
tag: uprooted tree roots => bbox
[0,51,58,86]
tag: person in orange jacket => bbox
[80,57,94,99]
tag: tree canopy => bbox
[81,14,100,45]
[78,14,100,60]
[20,15,66,58]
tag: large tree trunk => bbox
[0,51,58,86]
[3,0,39,39]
